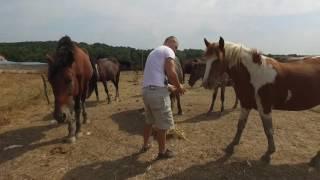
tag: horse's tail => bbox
[56,35,75,66]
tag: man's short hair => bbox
[164,36,178,44]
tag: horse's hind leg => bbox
[225,108,251,154]
[207,86,218,115]
[102,81,111,104]
[177,94,182,115]
[220,85,225,113]
[115,72,120,101]
[232,87,238,109]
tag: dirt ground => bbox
[0,71,319,180]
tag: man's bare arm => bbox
[164,58,185,94]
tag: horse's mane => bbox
[49,36,75,77]
[224,42,258,67]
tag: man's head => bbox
[164,36,179,53]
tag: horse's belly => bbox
[274,90,320,111]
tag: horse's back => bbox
[97,58,120,81]
[73,47,93,80]
[265,56,320,110]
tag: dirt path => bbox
[0,72,319,180]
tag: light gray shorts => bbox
[142,86,174,130]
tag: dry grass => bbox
[0,71,319,180]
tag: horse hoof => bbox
[177,112,183,116]
[310,153,320,169]
[260,154,271,164]
[224,145,234,154]
[64,137,76,144]
[76,132,83,138]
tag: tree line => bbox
[0,41,204,70]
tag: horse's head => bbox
[188,59,205,87]
[202,37,227,89]
[47,36,76,123]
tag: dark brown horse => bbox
[168,57,184,115]
[47,36,93,143]
[202,37,320,167]
[88,57,120,103]
[188,59,238,114]
[182,58,198,82]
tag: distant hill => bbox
[0,41,203,70]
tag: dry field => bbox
[0,71,319,180]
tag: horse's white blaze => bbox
[286,90,292,102]
[203,58,215,85]
[242,55,277,93]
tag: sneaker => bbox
[156,149,176,160]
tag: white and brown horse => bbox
[202,37,320,167]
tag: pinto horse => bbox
[202,37,320,167]
[47,36,93,143]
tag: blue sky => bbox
[1,0,320,54]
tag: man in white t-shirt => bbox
[141,36,185,160]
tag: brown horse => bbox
[88,57,120,103]
[169,57,184,115]
[188,59,238,114]
[47,36,93,143]
[182,58,198,82]
[202,37,320,167]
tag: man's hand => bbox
[168,84,186,95]
[176,84,186,95]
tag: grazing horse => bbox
[88,57,120,103]
[169,57,184,115]
[188,59,238,114]
[47,36,93,143]
[202,37,320,167]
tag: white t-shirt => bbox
[143,45,175,87]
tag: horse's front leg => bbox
[220,85,225,113]
[177,94,182,115]
[65,98,79,143]
[207,86,218,115]
[74,96,83,138]
[225,107,251,154]
[259,112,276,163]
[256,96,276,163]
[82,95,89,124]
[232,87,238,109]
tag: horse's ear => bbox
[219,37,224,50]
[46,54,54,64]
[204,38,210,47]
